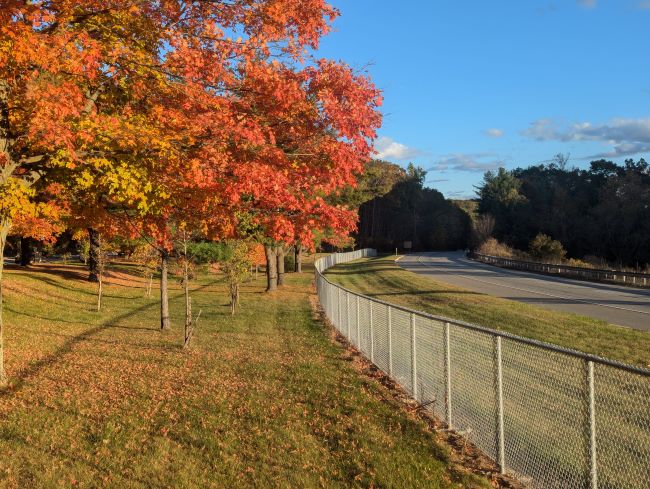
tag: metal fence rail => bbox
[472,252,650,287]
[316,249,650,489]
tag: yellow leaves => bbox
[102,162,155,212]
[0,178,36,221]
[0,175,65,241]
[75,169,95,189]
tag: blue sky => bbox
[315,0,650,199]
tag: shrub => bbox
[284,252,295,272]
[529,234,566,262]
[565,258,594,269]
[188,241,231,264]
[477,238,514,258]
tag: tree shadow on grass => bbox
[1,302,158,397]
[25,273,124,299]
[1,282,215,397]
[5,306,93,326]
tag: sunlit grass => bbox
[0,262,489,488]
[325,256,650,368]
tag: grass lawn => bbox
[324,256,650,368]
[0,261,490,488]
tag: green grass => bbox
[324,256,650,368]
[0,261,490,488]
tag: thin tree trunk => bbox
[294,243,302,273]
[160,251,171,330]
[230,284,237,315]
[183,249,191,342]
[184,297,193,348]
[265,245,278,292]
[96,275,103,311]
[276,246,286,286]
[88,228,101,282]
[19,237,33,267]
[0,221,9,386]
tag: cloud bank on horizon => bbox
[523,118,650,159]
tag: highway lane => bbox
[397,252,650,332]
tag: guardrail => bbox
[315,249,650,489]
[472,252,650,287]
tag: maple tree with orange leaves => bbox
[0,0,381,380]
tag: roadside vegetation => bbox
[475,158,650,271]
[0,261,490,488]
[325,256,650,368]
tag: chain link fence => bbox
[316,249,650,489]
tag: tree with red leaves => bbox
[0,0,351,379]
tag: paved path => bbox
[398,252,650,332]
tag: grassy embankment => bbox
[324,256,650,368]
[0,260,490,488]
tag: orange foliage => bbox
[247,243,267,267]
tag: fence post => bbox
[337,288,342,330]
[356,295,361,347]
[324,281,328,318]
[369,301,375,363]
[495,336,505,473]
[388,306,393,377]
[444,321,452,428]
[346,291,350,338]
[411,313,417,399]
[587,360,598,489]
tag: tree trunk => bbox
[96,275,103,311]
[160,251,171,330]
[19,237,34,267]
[183,255,191,342]
[276,246,286,286]
[230,284,237,315]
[265,245,278,292]
[294,243,302,273]
[88,228,101,282]
[146,273,153,298]
[184,296,193,348]
[0,221,9,386]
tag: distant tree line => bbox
[332,161,472,252]
[475,157,650,268]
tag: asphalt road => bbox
[398,252,650,332]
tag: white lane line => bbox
[456,255,650,297]
[410,254,650,317]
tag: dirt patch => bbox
[309,292,524,489]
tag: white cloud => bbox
[484,128,504,138]
[640,1,650,9]
[522,118,564,141]
[430,153,504,173]
[578,0,596,7]
[586,142,650,159]
[523,117,650,158]
[374,136,420,160]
